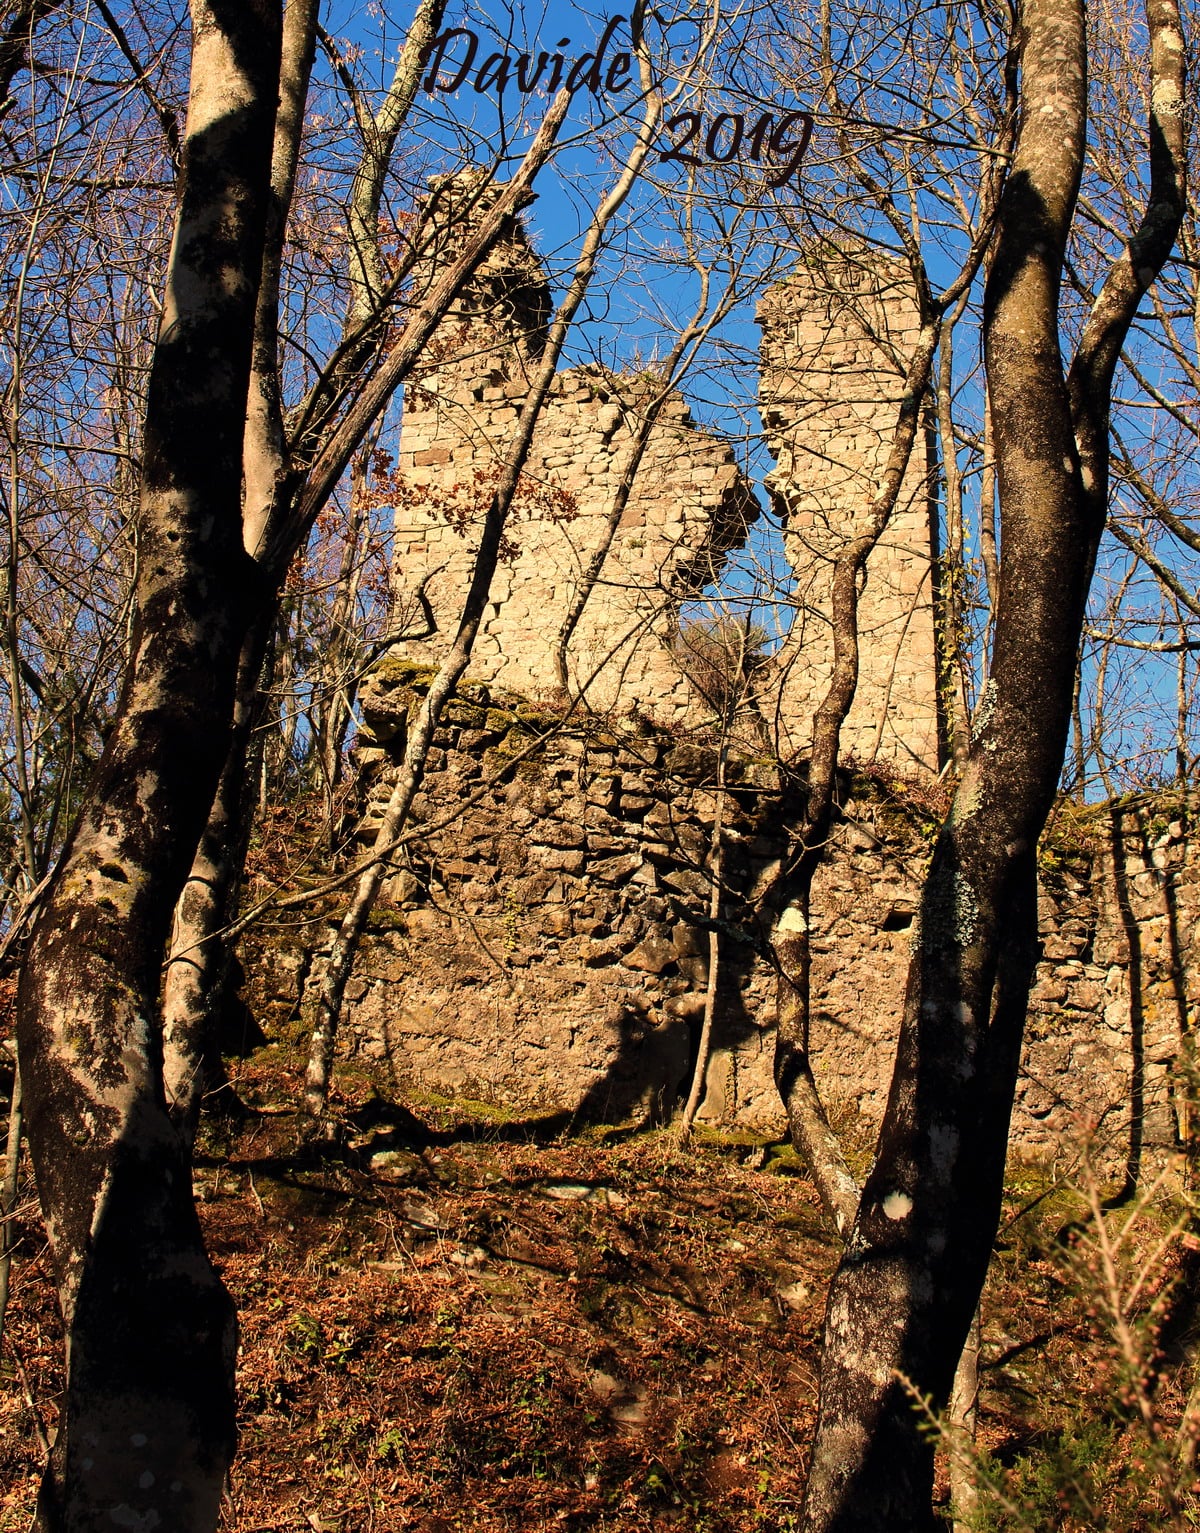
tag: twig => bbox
[10,1334,50,1457]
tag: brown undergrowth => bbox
[4,1057,1200,1530]
[0,1060,832,1532]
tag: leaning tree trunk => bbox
[162,609,276,1142]
[798,0,1186,1527]
[769,0,1010,1244]
[14,5,280,1528]
[303,44,666,1117]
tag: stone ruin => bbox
[390,173,757,725]
[757,251,940,770]
[387,175,941,769]
[264,670,1198,1168]
[265,177,1195,1165]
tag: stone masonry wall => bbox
[249,671,1198,1174]
[391,175,758,724]
[757,251,941,772]
[389,180,942,765]
[249,190,1198,1173]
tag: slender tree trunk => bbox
[678,743,727,1141]
[798,0,1185,1524]
[949,1309,981,1532]
[15,6,280,1527]
[772,321,939,1239]
[0,1041,22,1352]
[162,611,275,1142]
[304,27,666,1116]
[310,459,369,829]
[770,0,1009,1243]
[933,297,973,771]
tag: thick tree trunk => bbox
[15,5,280,1527]
[798,0,1185,1526]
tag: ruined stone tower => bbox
[390,173,759,723]
[757,250,941,771]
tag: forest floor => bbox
[2,1050,1197,1532]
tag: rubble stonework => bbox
[390,175,758,722]
[276,185,1198,1171]
[757,251,941,770]
[253,666,1197,1169]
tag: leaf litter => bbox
[0,1085,832,1532]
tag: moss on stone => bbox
[372,654,436,689]
[443,701,487,728]
[514,703,562,732]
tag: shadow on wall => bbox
[1101,793,1195,1204]
[359,768,784,1134]
[281,670,807,1134]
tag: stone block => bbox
[591,852,643,885]
[621,933,677,974]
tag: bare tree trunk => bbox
[163,611,275,1141]
[949,1308,981,1533]
[161,0,316,1142]
[160,54,572,1126]
[977,392,999,689]
[0,1040,22,1352]
[309,455,370,831]
[678,744,727,1141]
[15,5,280,1526]
[770,0,1009,1244]
[933,295,973,771]
[798,0,1185,1524]
[771,322,938,1240]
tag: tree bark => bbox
[162,611,274,1140]
[677,743,727,1141]
[0,1040,22,1352]
[15,5,280,1527]
[772,321,938,1241]
[798,0,1185,1525]
[770,0,1010,1245]
[162,0,318,1141]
